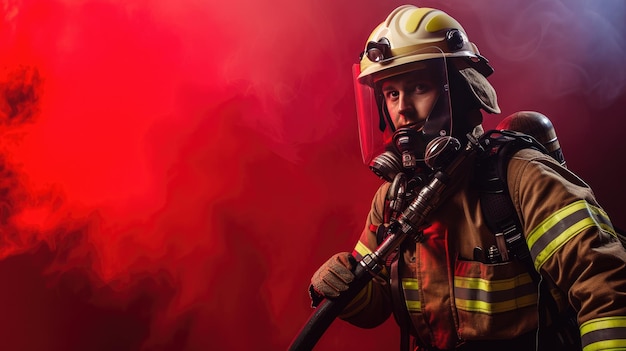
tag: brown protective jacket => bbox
[341,146,626,350]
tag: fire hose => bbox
[288,135,476,351]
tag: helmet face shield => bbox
[353,47,452,165]
[353,62,386,165]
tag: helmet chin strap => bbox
[383,108,397,133]
[421,89,452,139]
[377,92,396,133]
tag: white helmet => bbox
[354,5,500,165]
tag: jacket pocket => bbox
[454,259,538,339]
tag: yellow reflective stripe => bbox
[526,200,587,249]
[600,222,617,236]
[534,216,595,269]
[583,340,626,351]
[354,240,372,257]
[402,278,419,290]
[589,205,617,237]
[353,240,389,278]
[588,203,610,222]
[581,316,626,336]
[402,278,421,311]
[407,273,548,315]
[455,274,533,292]
[406,300,421,312]
[527,200,613,270]
[455,293,536,314]
[580,316,626,351]
[454,274,537,314]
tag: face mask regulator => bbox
[369,127,427,183]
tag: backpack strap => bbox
[476,129,569,349]
[476,129,547,263]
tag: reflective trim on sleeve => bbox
[402,278,421,312]
[588,205,617,235]
[454,273,537,314]
[353,240,389,281]
[353,240,373,261]
[580,316,626,351]
[526,200,616,270]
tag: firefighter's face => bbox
[380,69,439,130]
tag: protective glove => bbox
[309,252,357,307]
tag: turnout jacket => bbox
[342,147,626,350]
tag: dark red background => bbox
[1,0,625,350]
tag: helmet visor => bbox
[353,47,452,165]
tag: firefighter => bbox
[309,5,626,351]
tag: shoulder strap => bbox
[476,130,564,345]
[476,129,546,263]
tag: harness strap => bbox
[476,130,576,349]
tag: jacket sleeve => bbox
[338,182,393,328]
[508,148,626,351]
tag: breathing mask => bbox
[354,48,452,182]
[352,5,501,182]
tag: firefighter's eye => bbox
[414,82,432,94]
[384,90,399,101]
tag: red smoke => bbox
[1,0,624,350]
